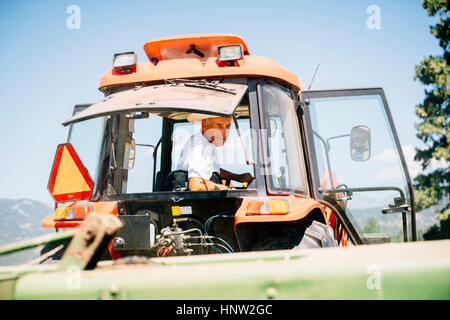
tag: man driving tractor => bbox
[177,114,254,191]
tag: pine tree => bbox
[414,0,450,239]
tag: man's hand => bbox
[216,184,230,191]
[189,177,229,191]
[238,173,254,183]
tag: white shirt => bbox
[176,132,221,180]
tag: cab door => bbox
[299,88,416,245]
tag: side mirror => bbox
[268,119,277,138]
[124,138,136,169]
[350,126,371,161]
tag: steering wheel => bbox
[231,181,250,190]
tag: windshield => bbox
[258,83,308,195]
[104,83,254,195]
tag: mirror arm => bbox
[152,138,162,161]
[326,133,350,148]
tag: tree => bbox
[423,218,450,240]
[362,217,380,234]
[414,0,450,239]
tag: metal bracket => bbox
[58,214,123,272]
[381,204,411,215]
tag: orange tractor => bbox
[40,33,416,261]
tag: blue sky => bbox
[0,0,442,204]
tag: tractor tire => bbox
[294,219,337,249]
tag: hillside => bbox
[345,202,441,242]
[0,198,53,265]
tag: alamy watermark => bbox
[366,5,381,30]
[66,265,81,290]
[66,5,81,30]
[366,264,381,290]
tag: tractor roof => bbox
[99,33,303,91]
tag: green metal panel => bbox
[0,264,58,299]
[0,229,75,256]
[3,240,448,300]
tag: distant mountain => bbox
[0,198,54,246]
[415,200,448,235]
[0,199,54,266]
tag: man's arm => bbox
[189,177,229,191]
[220,168,254,183]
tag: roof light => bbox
[246,199,289,216]
[113,52,137,73]
[217,44,243,61]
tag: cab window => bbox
[259,83,308,195]
[171,114,255,189]
[108,92,254,194]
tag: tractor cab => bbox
[41,34,416,261]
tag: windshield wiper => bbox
[165,79,236,95]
